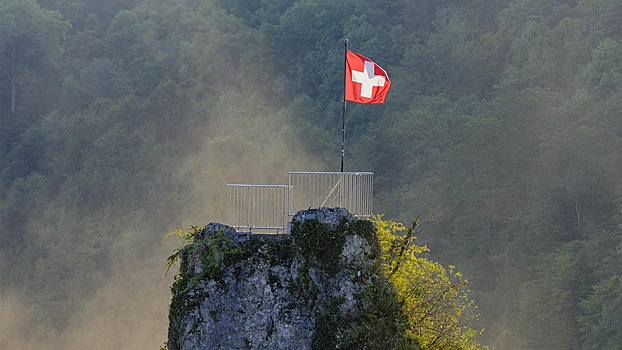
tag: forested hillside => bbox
[1,0,621,349]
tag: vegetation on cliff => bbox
[376,216,484,350]
[166,214,485,349]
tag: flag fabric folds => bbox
[345,50,391,104]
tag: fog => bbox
[0,71,327,350]
[4,1,620,349]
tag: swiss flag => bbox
[345,50,391,104]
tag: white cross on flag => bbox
[345,50,391,104]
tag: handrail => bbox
[288,171,373,218]
[226,184,290,232]
[225,171,373,233]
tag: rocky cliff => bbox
[166,207,414,350]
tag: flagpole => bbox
[341,38,348,173]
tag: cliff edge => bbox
[166,207,414,350]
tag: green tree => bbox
[374,216,487,350]
[0,0,69,115]
[515,242,594,349]
[584,39,622,96]
[578,276,622,349]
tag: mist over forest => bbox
[1,0,621,349]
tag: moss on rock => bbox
[166,208,421,350]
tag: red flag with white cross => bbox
[344,50,391,104]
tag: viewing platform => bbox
[226,171,373,234]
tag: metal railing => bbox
[288,172,373,217]
[226,184,290,232]
[226,172,373,232]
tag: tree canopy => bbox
[1,0,621,349]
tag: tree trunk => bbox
[9,74,16,114]
[575,197,581,228]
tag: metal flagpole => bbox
[341,38,348,173]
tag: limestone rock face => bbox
[167,207,378,350]
[290,207,356,226]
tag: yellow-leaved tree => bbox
[373,215,487,350]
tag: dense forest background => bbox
[1,0,621,348]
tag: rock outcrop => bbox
[166,207,399,350]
